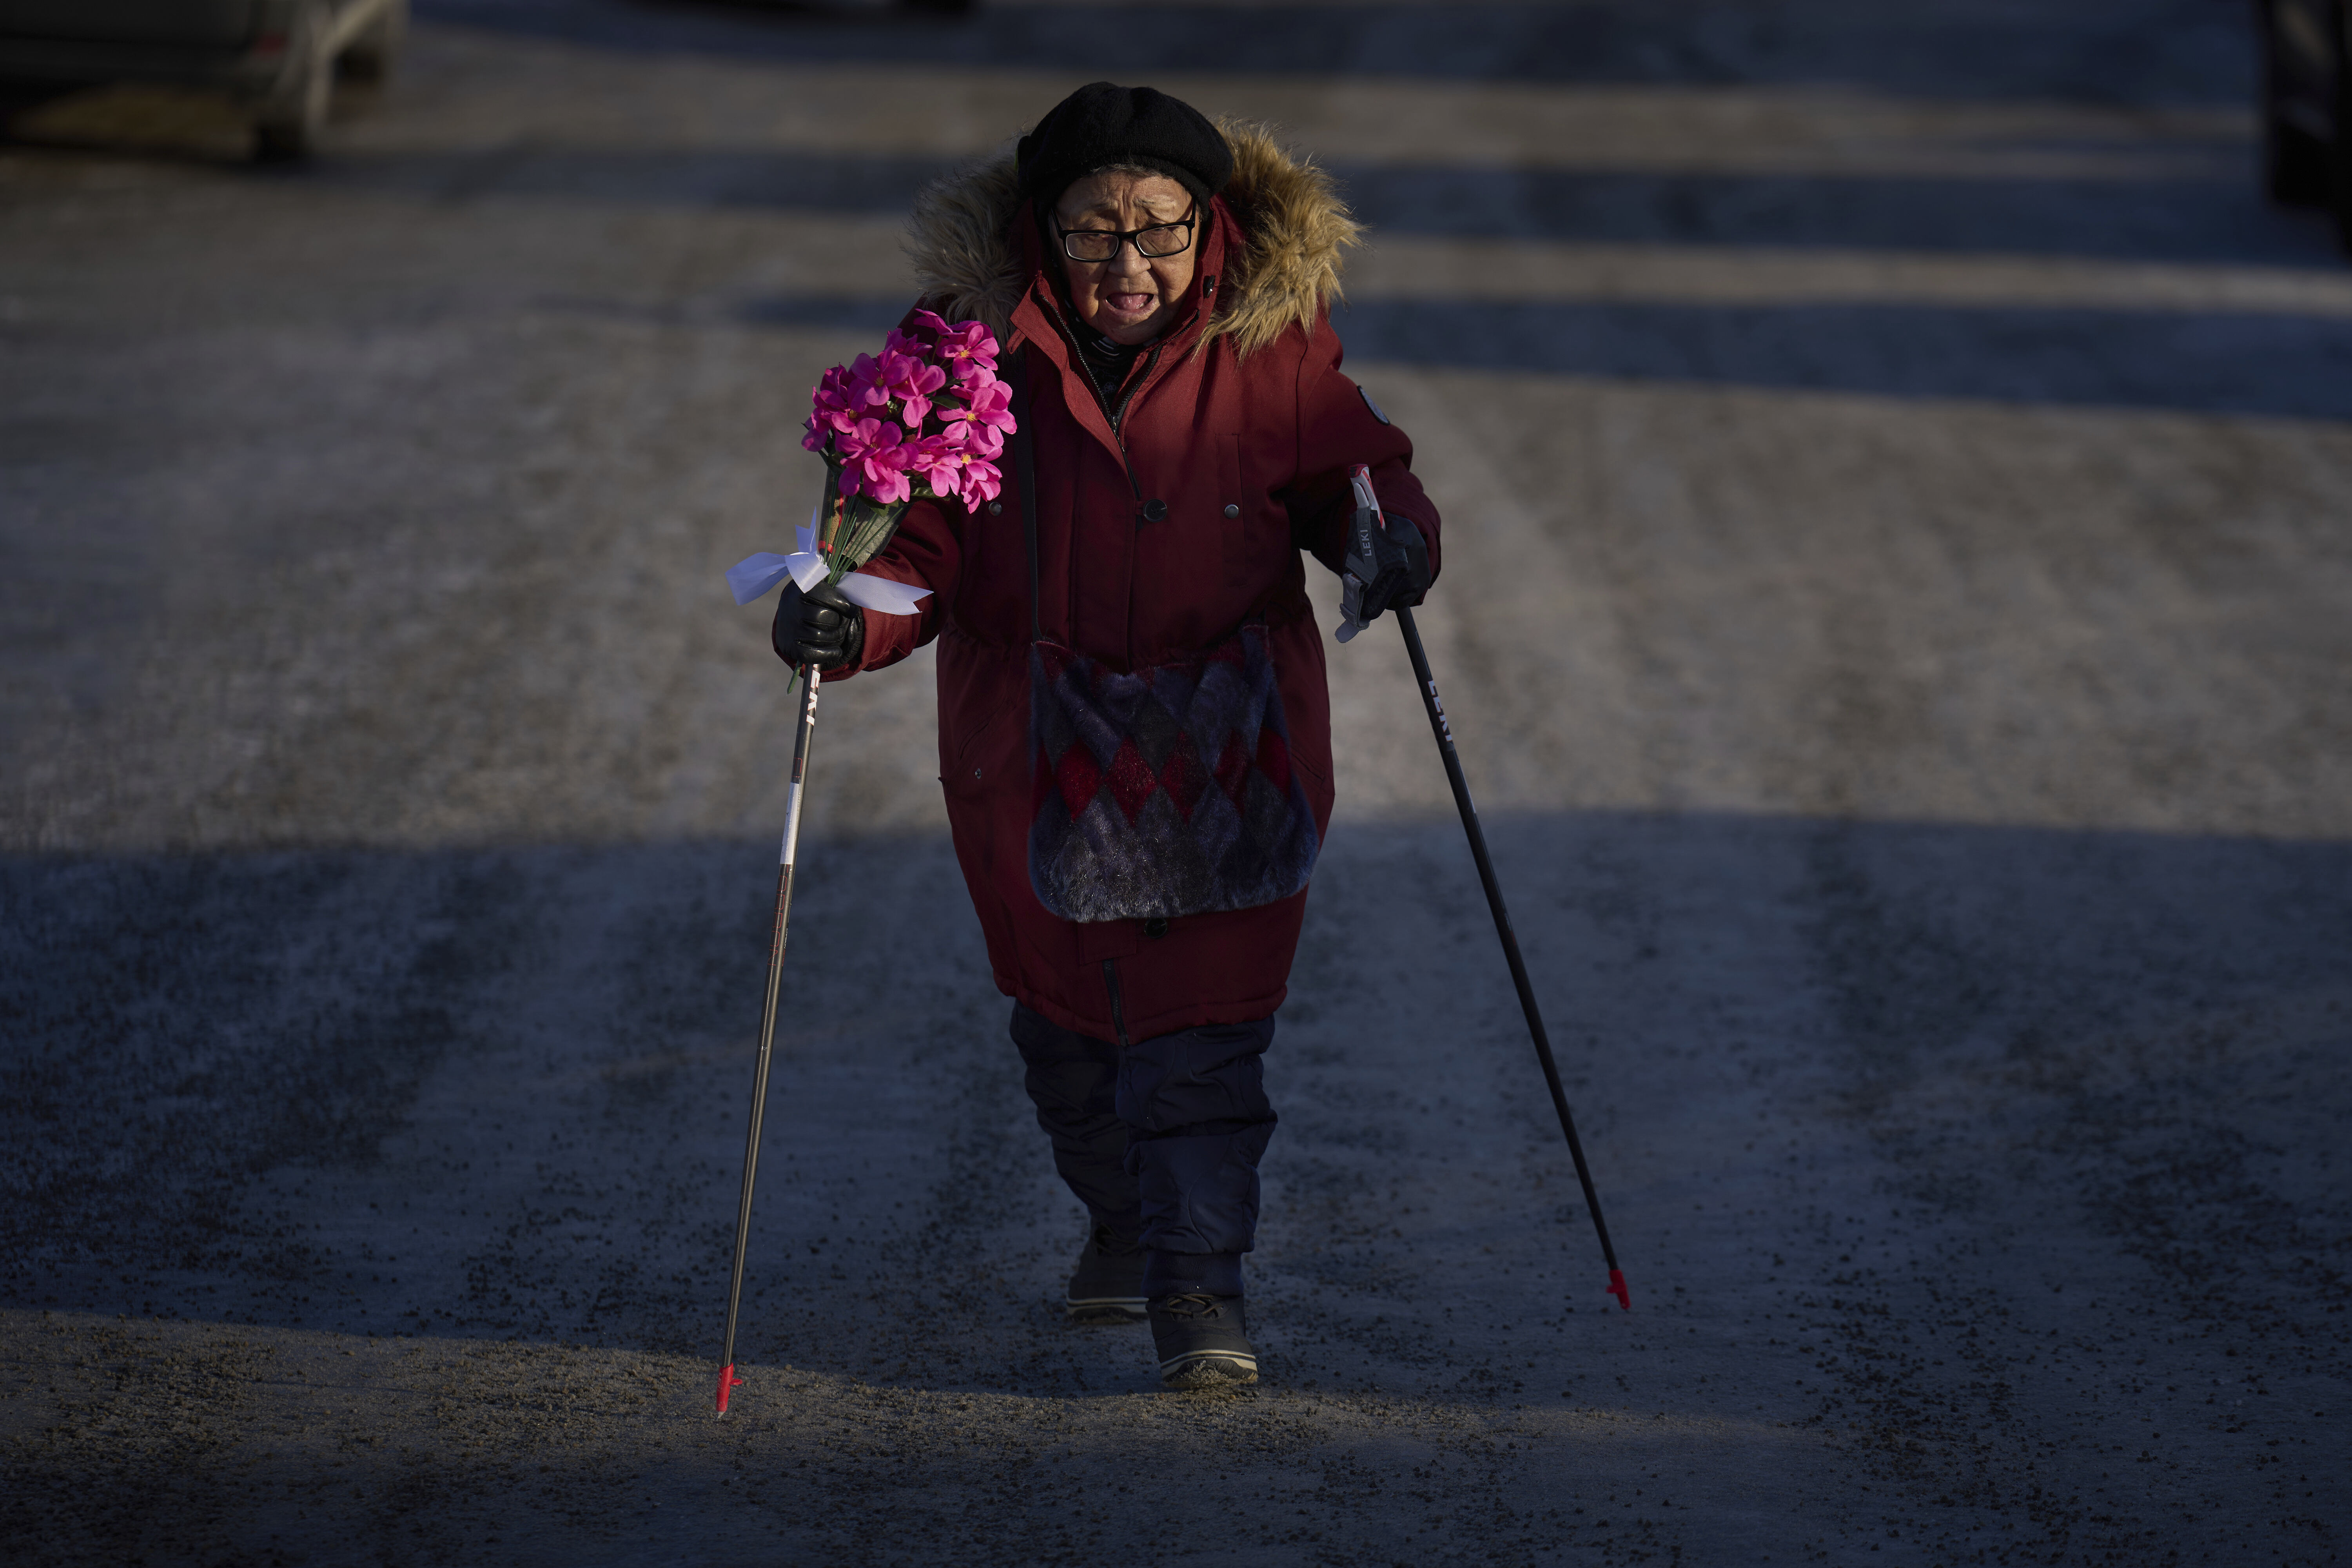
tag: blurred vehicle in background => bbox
[0,0,405,159]
[2259,0,2351,250]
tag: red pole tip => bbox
[1606,1270,1632,1312]
[715,1364,743,1416]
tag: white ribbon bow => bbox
[724,502,934,617]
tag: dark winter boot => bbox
[1149,1293,1258,1389]
[1065,1223,1147,1325]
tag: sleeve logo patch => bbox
[1359,386,1390,425]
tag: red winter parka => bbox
[827,124,1443,1042]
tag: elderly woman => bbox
[775,82,1441,1390]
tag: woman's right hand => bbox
[772,577,866,670]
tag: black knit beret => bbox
[1015,82,1234,216]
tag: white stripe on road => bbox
[1344,239,2352,317]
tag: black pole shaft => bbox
[1394,607,1624,1285]
[716,666,822,1412]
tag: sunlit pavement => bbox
[3,2,2348,1563]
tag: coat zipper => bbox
[1108,349,1160,510]
[1109,343,1162,435]
[1057,301,1165,515]
[1101,958,1131,1049]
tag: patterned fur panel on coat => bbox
[903,121,1363,359]
[1028,626,1320,924]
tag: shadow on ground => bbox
[4,811,2347,1562]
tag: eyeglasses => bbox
[1056,211,1196,263]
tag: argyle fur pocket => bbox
[1027,626,1319,923]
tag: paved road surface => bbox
[4,2,2348,1563]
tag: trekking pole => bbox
[715,663,823,1416]
[1340,467,1630,1312]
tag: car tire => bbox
[2267,114,2332,204]
[2263,6,2332,202]
[341,0,408,84]
[255,4,333,161]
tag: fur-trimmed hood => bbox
[902,120,1361,359]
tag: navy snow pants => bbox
[1010,1003,1276,1300]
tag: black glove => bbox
[1348,507,1433,622]
[771,576,865,670]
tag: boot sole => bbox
[1159,1350,1258,1390]
[1066,1295,1148,1325]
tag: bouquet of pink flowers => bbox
[726,312,1015,620]
[802,310,1014,573]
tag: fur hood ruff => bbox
[903,121,1361,359]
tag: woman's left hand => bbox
[1355,513,1434,621]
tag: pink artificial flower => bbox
[882,353,949,431]
[955,362,1000,407]
[905,430,969,498]
[804,403,858,455]
[958,455,1004,507]
[845,353,896,413]
[891,312,958,358]
[895,425,1003,510]
[933,319,999,382]
[836,417,913,506]
[944,374,1016,449]
[955,419,1005,460]
[806,363,869,454]
[812,364,857,415]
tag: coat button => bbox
[1223,503,1240,519]
[988,501,1003,515]
[1143,917,1169,939]
[1140,499,1168,523]
[973,767,982,780]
